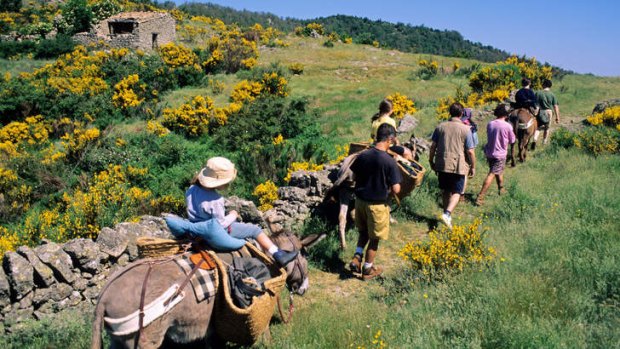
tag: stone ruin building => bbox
[74,12,176,51]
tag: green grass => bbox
[256,147,620,349]
[0,58,53,76]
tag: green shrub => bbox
[288,62,304,75]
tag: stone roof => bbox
[107,11,170,23]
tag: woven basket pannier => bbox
[211,243,287,345]
[347,142,426,199]
[136,237,184,258]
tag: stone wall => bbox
[74,12,176,51]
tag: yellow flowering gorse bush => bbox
[386,92,416,120]
[398,218,496,282]
[586,105,620,129]
[252,180,279,211]
[112,74,145,109]
[284,161,324,182]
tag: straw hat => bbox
[197,157,237,188]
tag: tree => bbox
[0,0,21,12]
[61,0,94,35]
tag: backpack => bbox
[228,257,272,308]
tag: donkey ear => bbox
[300,233,327,250]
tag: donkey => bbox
[91,230,318,349]
[508,108,537,167]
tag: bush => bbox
[399,218,496,283]
[550,126,620,156]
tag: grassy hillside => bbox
[1,17,620,349]
[180,2,511,63]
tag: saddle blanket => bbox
[174,252,217,303]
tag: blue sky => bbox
[179,0,620,77]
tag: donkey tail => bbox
[91,297,105,349]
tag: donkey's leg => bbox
[510,142,516,167]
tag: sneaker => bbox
[362,265,383,280]
[441,212,452,229]
[349,254,362,273]
[273,250,298,266]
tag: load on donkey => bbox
[324,111,428,250]
[91,210,321,348]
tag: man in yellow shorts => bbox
[349,123,402,280]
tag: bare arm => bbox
[429,142,437,171]
[467,148,476,177]
[554,105,561,123]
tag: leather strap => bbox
[135,262,153,349]
[164,258,204,307]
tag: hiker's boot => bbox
[475,194,485,206]
[362,265,383,281]
[273,250,298,266]
[530,142,536,151]
[349,253,362,273]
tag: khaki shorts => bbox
[355,198,390,240]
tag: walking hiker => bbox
[475,104,516,206]
[532,79,560,149]
[370,98,413,160]
[459,107,478,200]
[429,102,476,228]
[184,157,298,266]
[349,123,402,280]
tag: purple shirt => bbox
[484,119,516,159]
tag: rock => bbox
[35,243,76,284]
[17,291,33,309]
[225,196,263,224]
[34,303,54,320]
[309,170,332,197]
[0,267,11,308]
[289,171,312,189]
[277,187,309,203]
[137,215,174,238]
[63,239,101,273]
[114,217,172,261]
[97,227,128,258]
[83,285,101,300]
[55,291,82,311]
[3,306,33,325]
[3,251,34,300]
[33,283,72,306]
[116,253,129,266]
[397,115,419,134]
[17,246,55,287]
[592,99,620,114]
[72,277,88,292]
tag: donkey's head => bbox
[270,229,324,295]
